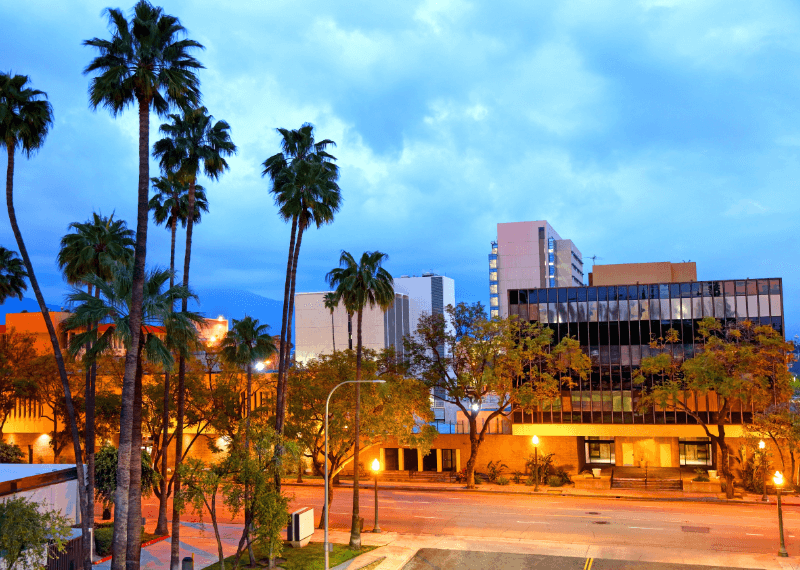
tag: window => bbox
[519,290,528,304]
[442,449,455,471]
[549,253,555,263]
[549,265,555,276]
[490,283,498,294]
[549,278,555,287]
[679,439,712,466]
[384,448,400,471]
[548,237,555,250]
[585,437,615,464]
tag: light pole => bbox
[531,435,540,492]
[371,458,381,533]
[759,440,768,502]
[324,379,385,570]
[773,471,788,558]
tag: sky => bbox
[1,0,799,339]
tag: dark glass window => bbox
[509,290,518,304]
[629,285,639,300]
[568,288,577,301]
[770,279,781,295]
[558,288,567,302]
[597,287,607,301]
[618,286,628,301]
[639,285,648,300]
[691,282,701,297]
[670,284,680,298]
[519,290,528,304]
[589,322,599,345]
[577,288,587,302]
[746,281,757,296]
[735,281,746,296]
[772,317,783,333]
[680,283,691,298]
[608,286,617,300]
[649,285,659,299]
[609,322,620,345]
[758,280,770,295]
[548,288,557,303]
[659,285,669,299]
[538,289,548,303]
[588,287,597,302]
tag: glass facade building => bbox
[508,278,784,426]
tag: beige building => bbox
[294,291,411,365]
[590,261,697,286]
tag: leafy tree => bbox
[747,401,800,486]
[0,440,24,463]
[0,328,38,438]
[83,3,203,567]
[33,354,85,462]
[287,348,435,528]
[0,246,27,303]
[1,71,91,569]
[0,496,72,570]
[324,250,395,549]
[153,105,235,567]
[219,316,276,566]
[262,124,341,457]
[406,303,590,488]
[94,443,158,514]
[637,318,794,498]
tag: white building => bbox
[490,221,584,318]
[294,291,412,365]
[393,273,455,338]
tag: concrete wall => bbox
[591,262,697,286]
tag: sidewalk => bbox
[284,478,800,506]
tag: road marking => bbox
[414,515,442,519]
[628,526,664,530]
[391,500,431,504]
[746,533,763,536]
[583,558,593,570]
[516,521,547,524]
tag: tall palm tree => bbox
[323,292,337,352]
[84,3,203,567]
[262,124,341,463]
[326,250,394,549]
[219,316,276,567]
[57,212,134,542]
[0,246,27,303]
[153,105,234,567]
[1,72,93,570]
[64,263,202,568]
[148,173,207,535]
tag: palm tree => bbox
[153,105,234,567]
[323,292,337,352]
[1,72,93,570]
[262,124,341,461]
[326,250,394,549]
[0,246,27,303]
[148,173,207,535]
[57,212,134,542]
[63,263,202,568]
[84,3,202,567]
[219,316,276,567]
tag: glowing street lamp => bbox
[372,458,382,533]
[531,435,540,492]
[255,361,265,372]
[774,471,788,558]
[759,440,768,502]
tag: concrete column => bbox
[379,448,385,470]
[398,448,404,471]
[417,449,424,472]
[436,449,442,472]
[455,449,461,472]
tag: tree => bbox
[94,443,158,517]
[57,211,134,531]
[34,354,85,462]
[0,71,91,570]
[262,124,341,458]
[219,316,276,566]
[84,3,203,568]
[406,304,591,488]
[0,441,24,463]
[0,496,71,570]
[637,318,794,498]
[0,328,38,438]
[153,105,234,569]
[0,246,27,303]
[287,348,435,528]
[323,292,337,352]
[325,250,394,549]
[748,402,800,485]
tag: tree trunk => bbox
[466,418,480,489]
[318,467,335,529]
[246,365,255,567]
[211,494,224,570]
[275,215,298,435]
[331,312,335,352]
[349,309,364,550]
[126,340,146,570]
[713,424,735,499]
[86,286,100,532]
[6,143,92,570]
[170,175,197,570]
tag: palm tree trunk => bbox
[246,365,255,567]
[127,339,146,569]
[170,176,197,570]
[331,312,335,352]
[156,218,177,536]
[6,143,92,570]
[349,308,364,550]
[275,216,298,435]
[111,95,152,570]
[86,285,100,532]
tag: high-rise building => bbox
[394,272,455,338]
[490,221,584,318]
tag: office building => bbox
[394,273,455,339]
[490,221,583,318]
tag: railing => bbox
[431,418,512,434]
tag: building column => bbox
[417,449,424,472]
[455,449,461,472]
[379,448,385,470]
[436,449,442,472]
[398,449,404,471]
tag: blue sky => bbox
[1,0,799,339]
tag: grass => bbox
[199,542,376,570]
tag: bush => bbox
[497,476,510,486]
[511,470,523,484]
[548,475,564,487]
[693,468,710,482]
[0,441,25,463]
[524,475,536,486]
[553,467,572,485]
[486,460,508,483]
[94,526,113,557]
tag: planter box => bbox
[574,476,611,490]
[685,480,722,493]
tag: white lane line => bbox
[628,526,663,530]
[391,500,431,504]
[517,521,547,524]
[746,533,763,536]
[414,515,443,519]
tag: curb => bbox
[93,535,169,564]
[282,481,798,507]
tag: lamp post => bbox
[372,458,381,533]
[759,440,768,502]
[532,435,540,492]
[324,379,385,570]
[774,471,789,558]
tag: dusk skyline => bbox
[2,0,798,339]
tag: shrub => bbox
[486,460,508,483]
[524,475,535,486]
[0,441,24,463]
[512,470,523,484]
[497,476,510,486]
[553,467,572,485]
[693,468,710,482]
[94,526,113,557]
[548,475,564,487]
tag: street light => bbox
[324,379,386,570]
[371,458,381,533]
[774,471,789,558]
[531,435,540,492]
[759,440,768,502]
